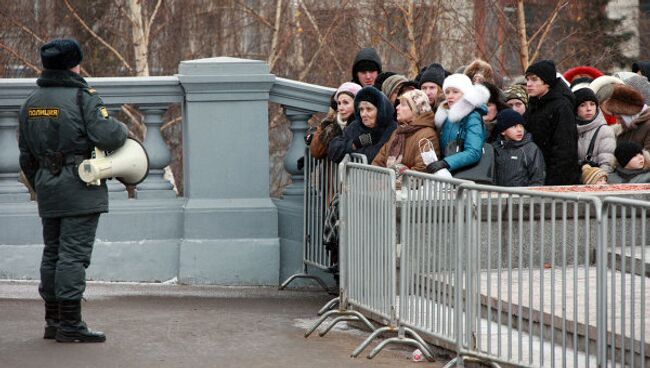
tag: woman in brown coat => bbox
[372,89,440,172]
[310,82,362,159]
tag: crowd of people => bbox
[306,48,650,186]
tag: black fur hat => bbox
[41,39,83,70]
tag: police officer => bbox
[18,39,128,343]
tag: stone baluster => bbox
[0,111,29,203]
[136,105,175,199]
[281,107,313,202]
[104,106,128,199]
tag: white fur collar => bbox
[434,84,489,127]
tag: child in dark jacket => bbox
[492,109,546,186]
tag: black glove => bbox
[353,132,374,148]
[297,156,305,171]
[426,160,448,173]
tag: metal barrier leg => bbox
[353,326,435,361]
[317,296,339,315]
[305,309,374,338]
[351,326,392,357]
[318,316,358,337]
[279,273,332,293]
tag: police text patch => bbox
[28,108,59,119]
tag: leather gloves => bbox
[426,160,448,173]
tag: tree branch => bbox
[233,0,276,30]
[145,0,164,40]
[63,0,133,73]
[0,42,41,74]
[297,0,347,77]
[529,0,568,64]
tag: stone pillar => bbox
[280,107,312,202]
[136,106,175,199]
[178,57,279,285]
[0,111,29,203]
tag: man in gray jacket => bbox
[19,39,128,343]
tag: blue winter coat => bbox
[439,106,487,172]
[327,87,397,163]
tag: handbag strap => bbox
[585,125,604,161]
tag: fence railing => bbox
[304,162,649,368]
[280,150,366,291]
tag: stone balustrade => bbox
[0,57,333,286]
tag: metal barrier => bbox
[392,171,469,362]
[280,149,366,292]
[454,183,603,368]
[299,161,648,367]
[602,197,649,368]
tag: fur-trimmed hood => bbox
[434,83,490,127]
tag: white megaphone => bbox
[78,138,150,186]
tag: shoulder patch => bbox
[99,106,109,119]
[28,107,59,119]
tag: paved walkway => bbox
[0,281,447,368]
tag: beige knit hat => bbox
[399,89,432,116]
[581,164,608,185]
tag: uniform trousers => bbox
[39,214,100,302]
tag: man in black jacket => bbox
[523,60,580,185]
[19,39,128,343]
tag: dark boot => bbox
[43,301,59,339]
[55,300,106,343]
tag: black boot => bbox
[43,301,59,339]
[55,300,106,343]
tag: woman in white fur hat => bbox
[426,73,490,174]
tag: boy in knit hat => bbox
[608,141,650,183]
[492,108,545,186]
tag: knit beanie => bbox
[504,84,528,107]
[494,108,525,135]
[525,59,557,86]
[382,74,408,98]
[335,82,362,100]
[40,39,83,70]
[374,72,396,91]
[600,85,645,116]
[632,61,650,78]
[581,164,608,185]
[570,77,593,92]
[418,63,447,87]
[615,141,643,168]
[399,89,432,116]
[573,88,599,112]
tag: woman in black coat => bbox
[523,60,580,185]
[327,86,397,163]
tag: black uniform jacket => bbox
[19,69,128,218]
